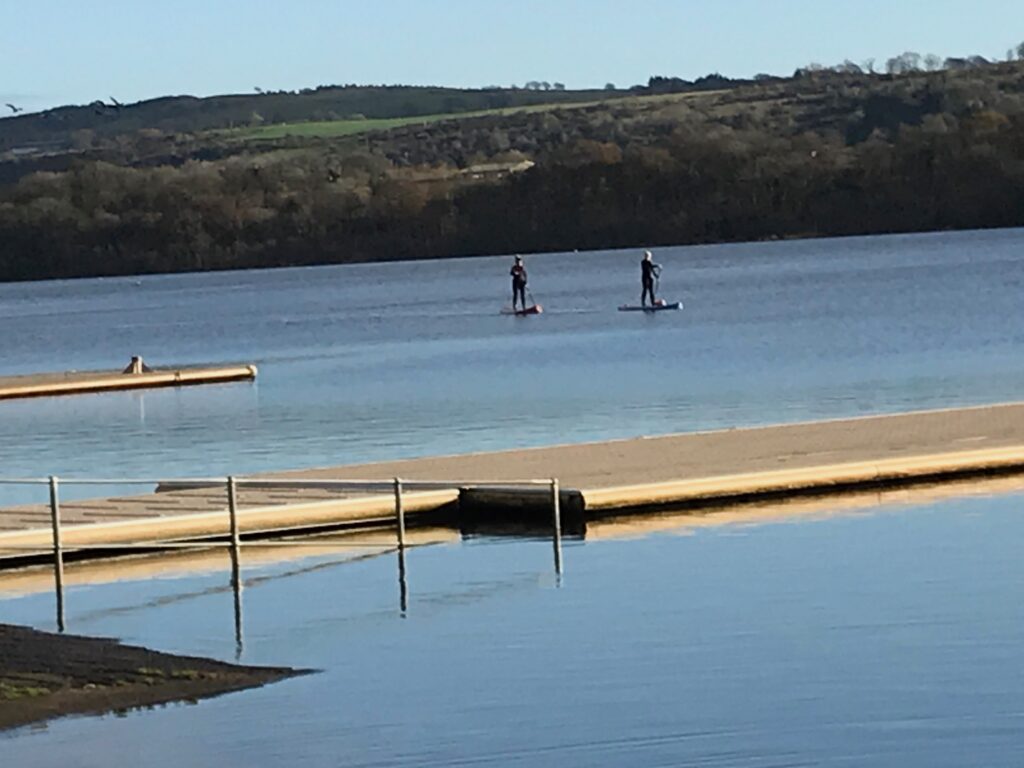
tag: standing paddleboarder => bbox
[510,255,528,311]
[640,250,662,307]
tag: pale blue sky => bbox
[2,0,1022,113]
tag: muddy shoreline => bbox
[0,623,306,733]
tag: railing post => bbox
[227,476,242,559]
[393,477,406,550]
[226,476,244,657]
[48,475,66,632]
[551,478,563,576]
[394,477,408,614]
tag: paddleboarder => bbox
[510,255,528,311]
[640,250,662,307]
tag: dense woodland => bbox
[2,54,1024,281]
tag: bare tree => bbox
[1018,41,1024,60]
[902,51,923,71]
[886,51,923,74]
[924,54,943,71]
[862,58,876,74]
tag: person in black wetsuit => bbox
[640,250,661,306]
[510,255,528,310]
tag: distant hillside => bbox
[0,85,619,151]
[3,59,1024,281]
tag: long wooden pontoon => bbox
[3,401,1024,565]
[0,360,257,400]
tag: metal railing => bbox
[0,474,566,640]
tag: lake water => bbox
[3,228,1024,765]
[2,490,1024,766]
[0,228,1023,491]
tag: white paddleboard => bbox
[618,301,683,312]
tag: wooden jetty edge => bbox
[0,362,257,400]
[4,401,1024,564]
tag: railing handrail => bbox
[0,476,556,489]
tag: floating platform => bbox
[0,364,258,401]
[5,402,1024,565]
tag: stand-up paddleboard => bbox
[501,304,543,316]
[618,301,683,312]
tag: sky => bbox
[2,0,1023,113]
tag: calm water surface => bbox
[2,492,1023,766]
[2,229,1024,765]
[0,228,1022,489]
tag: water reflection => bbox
[4,487,1024,766]
[396,545,407,617]
[230,553,244,660]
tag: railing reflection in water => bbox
[0,475,566,658]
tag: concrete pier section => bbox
[4,402,1024,564]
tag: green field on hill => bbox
[231,112,500,141]
[226,99,617,141]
